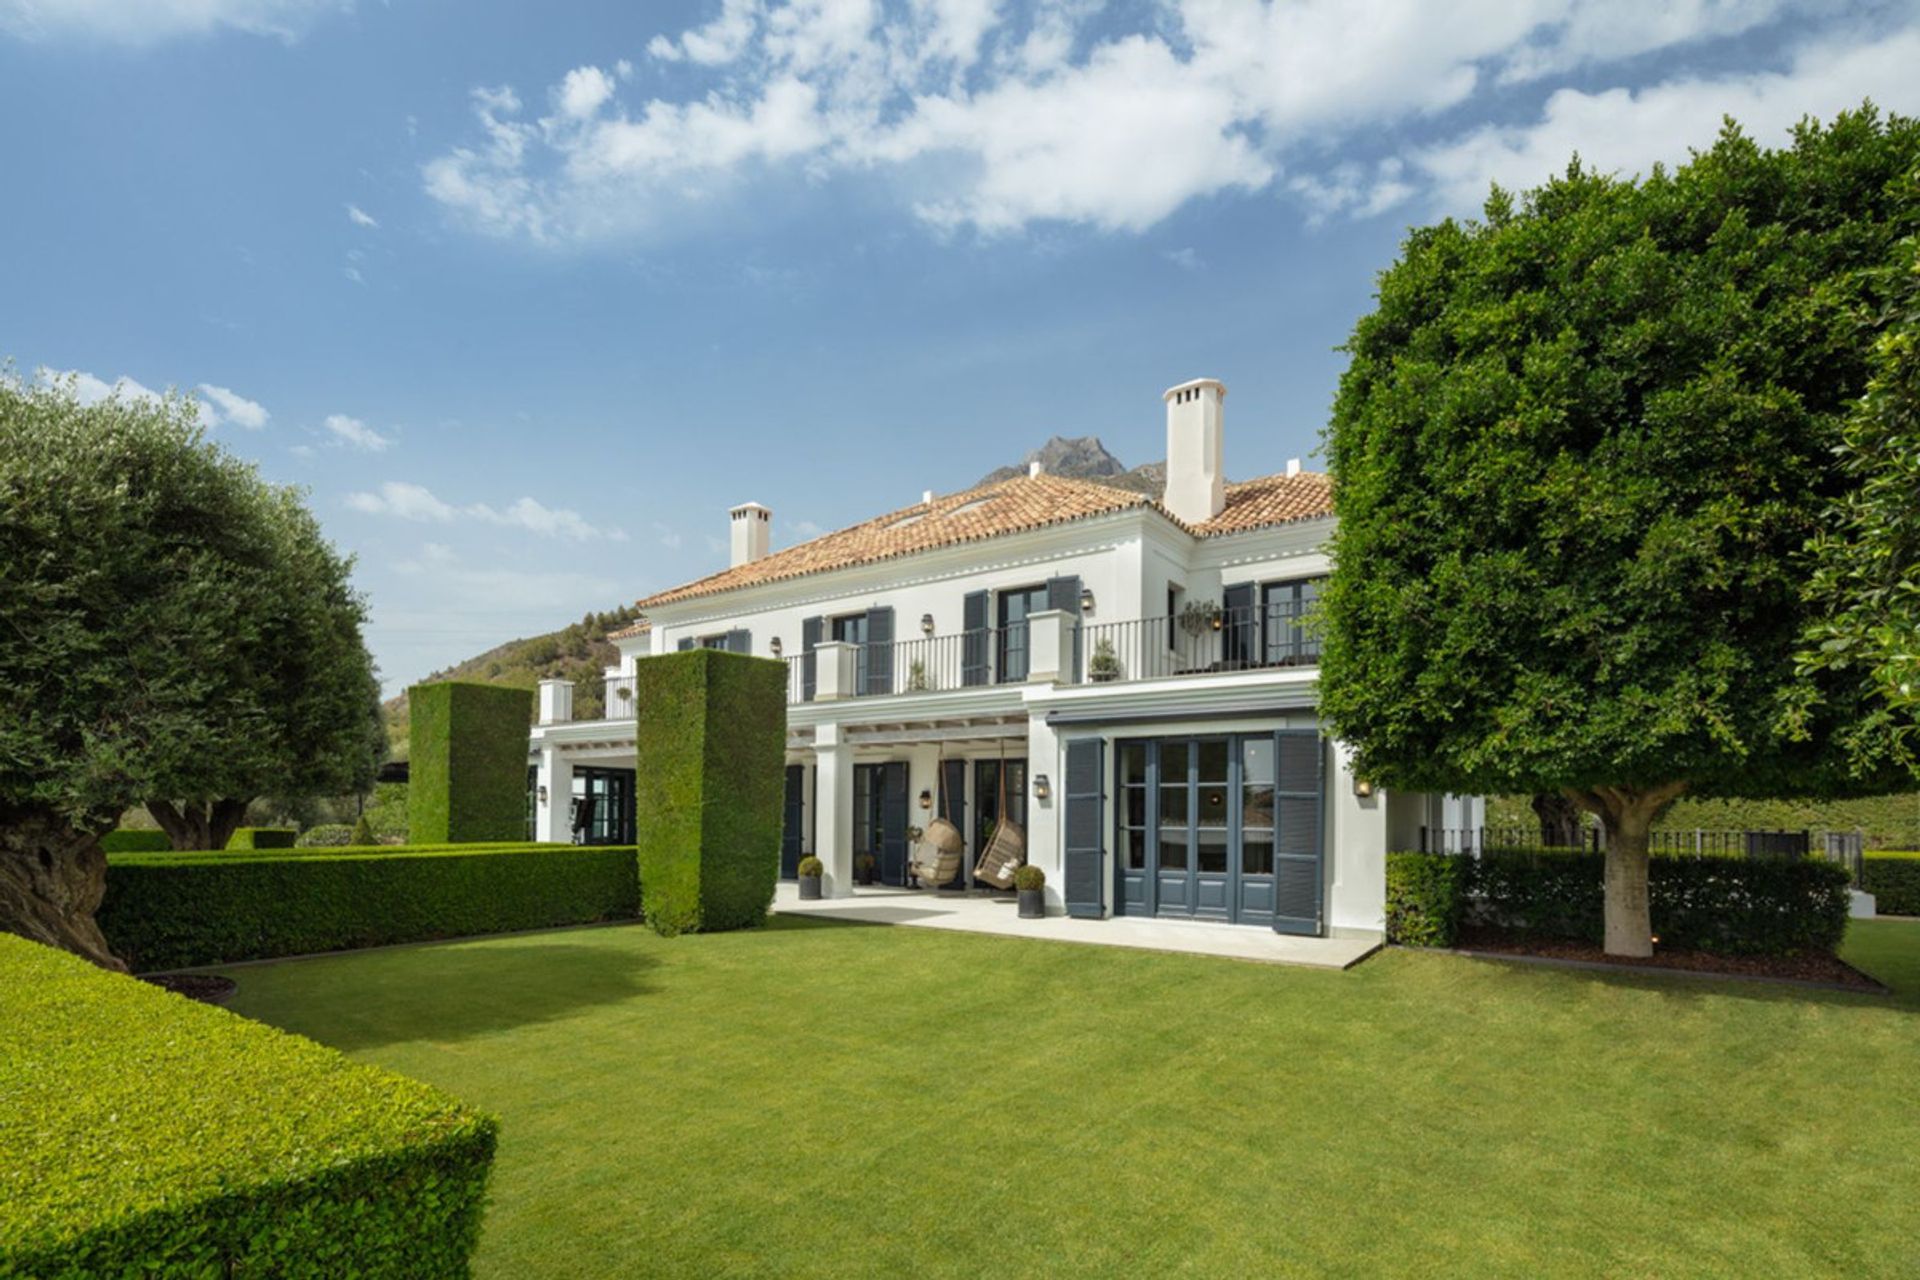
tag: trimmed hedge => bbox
[1385,849,1851,957]
[634,649,786,936]
[0,933,496,1278]
[99,843,640,970]
[409,681,533,844]
[1864,853,1920,915]
[99,829,171,853]
[226,826,296,850]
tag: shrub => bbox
[1863,853,1920,915]
[797,856,824,878]
[352,814,376,846]
[408,681,533,844]
[1383,850,1851,956]
[295,823,355,847]
[99,843,640,970]
[634,649,786,936]
[1384,851,1467,948]
[1013,864,1046,891]
[225,826,296,850]
[98,829,171,853]
[0,933,496,1278]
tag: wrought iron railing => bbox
[1418,826,1856,861]
[1080,602,1320,685]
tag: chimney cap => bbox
[1162,377,1226,403]
[730,501,770,519]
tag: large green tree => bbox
[0,376,382,967]
[1320,108,1920,957]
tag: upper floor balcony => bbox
[538,600,1320,727]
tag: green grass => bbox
[222,918,1920,1279]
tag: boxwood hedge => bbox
[409,681,533,844]
[226,827,297,850]
[99,843,640,971]
[1385,849,1851,956]
[1863,853,1920,915]
[634,649,786,936]
[99,829,171,853]
[0,933,497,1278]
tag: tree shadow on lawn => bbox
[227,933,662,1053]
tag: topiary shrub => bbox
[634,649,786,936]
[1385,851,1467,948]
[99,844,640,970]
[797,855,824,878]
[98,829,171,853]
[1013,864,1045,891]
[1863,853,1920,915]
[0,933,496,1278]
[408,681,533,844]
[296,823,355,848]
[225,827,296,851]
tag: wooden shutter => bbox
[1064,737,1105,919]
[725,628,751,654]
[1222,582,1255,670]
[880,761,910,886]
[961,591,990,686]
[1271,731,1324,936]
[800,616,822,702]
[864,606,894,696]
[1046,575,1082,683]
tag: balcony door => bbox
[996,585,1048,682]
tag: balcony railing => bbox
[1081,603,1320,685]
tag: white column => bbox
[814,641,858,701]
[1024,710,1063,912]
[534,744,573,843]
[814,723,856,897]
[537,678,573,726]
[1025,610,1074,684]
[906,741,939,870]
[1327,739,1387,937]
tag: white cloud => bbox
[347,481,456,522]
[0,0,351,44]
[324,412,391,452]
[1162,247,1203,271]
[198,383,269,429]
[421,0,1915,242]
[346,203,379,228]
[470,496,625,543]
[39,367,167,409]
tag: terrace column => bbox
[534,744,573,844]
[537,678,573,726]
[813,723,856,897]
[814,641,859,701]
[1025,609,1075,684]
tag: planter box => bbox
[799,874,822,900]
[1018,888,1045,919]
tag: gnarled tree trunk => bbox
[147,798,251,852]
[1564,783,1687,959]
[0,811,123,970]
[1531,792,1584,847]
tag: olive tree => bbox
[1320,108,1920,957]
[0,375,382,967]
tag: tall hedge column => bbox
[634,649,786,934]
[409,681,534,844]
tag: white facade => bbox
[529,379,1481,940]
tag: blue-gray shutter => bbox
[780,765,805,879]
[961,591,990,686]
[864,606,894,695]
[939,758,968,889]
[725,628,751,654]
[880,761,909,886]
[1222,582,1256,669]
[800,616,822,702]
[676,637,695,652]
[1046,575,1082,682]
[1272,731,1324,936]
[1064,737,1105,919]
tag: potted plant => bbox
[855,851,877,886]
[1014,864,1046,919]
[1088,636,1121,682]
[906,658,930,691]
[1179,599,1221,637]
[798,856,824,900]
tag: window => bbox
[1262,577,1324,666]
[699,635,729,649]
[996,585,1048,682]
[1166,585,1182,652]
[1119,743,1148,871]
[831,613,869,692]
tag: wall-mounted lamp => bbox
[918,789,933,811]
[920,613,936,635]
[1032,774,1051,802]
[1353,777,1374,799]
[1079,586,1095,615]
[537,785,549,805]
[770,636,784,658]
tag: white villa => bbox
[529,378,1480,940]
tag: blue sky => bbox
[4,0,1918,694]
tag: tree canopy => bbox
[0,374,382,964]
[1318,107,1920,954]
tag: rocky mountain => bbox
[975,434,1166,495]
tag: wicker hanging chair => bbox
[972,745,1026,890]
[910,749,966,890]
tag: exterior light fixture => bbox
[770,636,784,657]
[1032,774,1051,802]
[919,789,933,810]
[537,785,549,805]
[921,613,936,635]
[1079,586,1095,615]
[1353,777,1374,799]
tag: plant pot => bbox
[799,874,822,900]
[1018,888,1045,919]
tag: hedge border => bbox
[408,681,532,844]
[1863,852,1920,915]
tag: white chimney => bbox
[729,502,771,568]
[922,489,934,505]
[1286,457,1302,477]
[1163,378,1226,524]
[1028,460,1043,478]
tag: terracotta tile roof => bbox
[606,618,651,641]
[632,469,1333,610]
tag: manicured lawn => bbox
[223,918,1920,1278]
